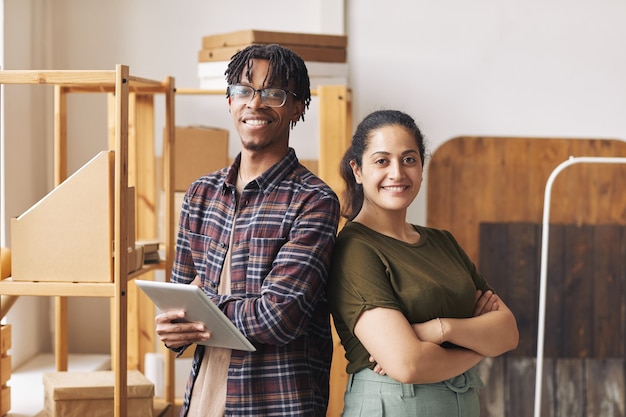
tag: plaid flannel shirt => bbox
[171,148,340,416]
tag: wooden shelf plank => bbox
[0,279,115,297]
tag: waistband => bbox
[347,367,483,396]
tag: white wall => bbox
[3,0,626,365]
[2,0,55,367]
[347,0,626,222]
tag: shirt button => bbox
[219,242,226,248]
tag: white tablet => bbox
[135,279,256,352]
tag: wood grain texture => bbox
[427,137,626,264]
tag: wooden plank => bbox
[615,227,626,358]
[479,222,543,357]
[426,137,626,264]
[555,359,584,417]
[508,357,554,417]
[112,64,130,417]
[317,85,351,200]
[586,358,625,417]
[449,138,484,263]
[0,70,116,84]
[545,225,565,358]
[508,223,540,357]
[426,142,455,229]
[54,85,68,184]
[476,357,505,417]
[561,225,593,357]
[127,93,158,374]
[592,225,624,357]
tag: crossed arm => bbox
[357,290,519,385]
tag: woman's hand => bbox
[473,289,499,316]
[369,355,386,375]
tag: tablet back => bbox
[135,280,256,351]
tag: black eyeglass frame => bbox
[227,84,298,108]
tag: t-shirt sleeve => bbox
[328,235,402,334]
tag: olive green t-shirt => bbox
[327,222,492,374]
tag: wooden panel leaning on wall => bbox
[427,137,626,417]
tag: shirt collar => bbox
[224,148,299,194]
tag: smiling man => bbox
[155,44,340,417]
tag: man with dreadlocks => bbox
[155,44,340,416]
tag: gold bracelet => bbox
[437,318,444,345]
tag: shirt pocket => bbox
[244,237,286,295]
[187,231,227,287]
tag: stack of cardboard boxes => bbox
[197,29,349,90]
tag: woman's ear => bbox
[349,160,362,184]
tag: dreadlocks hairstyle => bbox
[225,44,311,128]
[340,109,428,221]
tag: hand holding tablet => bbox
[135,279,256,351]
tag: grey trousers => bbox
[342,367,483,417]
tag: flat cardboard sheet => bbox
[135,280,256,351]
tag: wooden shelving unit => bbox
[0,65,175,417]
[0,69,351,415]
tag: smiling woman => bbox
[327,109,519,417]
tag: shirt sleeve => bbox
[216,190,340,346]
[328,234,403,335]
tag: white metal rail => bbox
[534,156,626,417]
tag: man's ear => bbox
[291,100,304,123]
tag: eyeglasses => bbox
[227,84,298,108]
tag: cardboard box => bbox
[11,152,115,282]
[197,61,349,90]
[172,126,229,192]
[201,29,347,49]
[198,45,346,63]
[199,29,347,64]
[43,370,154,417]
[12,153,138,283]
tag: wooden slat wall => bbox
[427,137,626,263]
[479,223,626,358]
[477,223,626,417]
